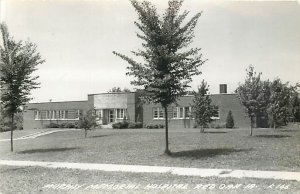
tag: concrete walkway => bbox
[0,129,79,142]
[0,160,299,181]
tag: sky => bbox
[1,0,300,102]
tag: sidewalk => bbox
[0,159,299,182]
[0,129,79,142]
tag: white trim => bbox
[153,107,164,120]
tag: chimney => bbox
[219,84,227,94]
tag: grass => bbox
[0,124,299,171]
[0,124,300,193]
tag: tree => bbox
[78,110,97,138]
[236,65,264,136]
[267,78,292,129]
[290,91,300,122]
[192,80,218,133]
[113,0,205,154]
[0,24,44,151]
[108,87,131,93]
[226,110,234,128]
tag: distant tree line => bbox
[236,65,300,135]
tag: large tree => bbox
[236,65,264,136]
[192,80,218,133]
[267,78,292,129]
[0,24,44,151]
[113,0,205,154]
[290,90,300,122]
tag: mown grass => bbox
[0,124,299,172]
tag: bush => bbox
[128,122,136,129]
[66,123,76,128]
[146,124,153,129]
[59,123,68,128]
[226,110,235,128]
[112,121,129,129]
[210,123,226,129]
[135,122,143,128]
[158,124,164,128]
[146,123,163,129]
[112,122,121,129]
[47,123,59,128]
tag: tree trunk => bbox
[273,121,276,130]
[200,125,204,133]
[11,114,14,152]
[85,129,87,138]
[164,106,170,155]
[250,117,253,136]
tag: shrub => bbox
[146,123,163,129]
[120,121,129,129]
[112,122,121,129]
[210,123,226,129]
[59,123,68,128]
[158,124,164,128]
[112,121,129,129]
[226,110,235,128]
[47,123,59,128]
[146,124,153,129]
[66,123,76,128]
[128,122,136,129]
[135,122,143,128]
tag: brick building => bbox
[23,85,249,130]
[23,92,142,129]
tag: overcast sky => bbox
[1,0,300,102]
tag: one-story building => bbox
[23,84,250,129]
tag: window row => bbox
[153,107,220,120]
[34,110,81,120]
[153,107,191,119]
[94,109,127,119]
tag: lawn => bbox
[1,124,300,193]
[0,124,299,172]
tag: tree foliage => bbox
[108,87,131,93]
[113,0,205,154]
[236,65,267,135]
[226,110,234,129]
[267,78,292,128]
[78,110,97,138]
[290,91,300,122]
[192,80,218,132]
[237,65,298,131]
[0,23,44,151]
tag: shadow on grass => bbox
[169,148,251,159]
[203,131,227,134]
[255,135,291,138]
[89,135,110,138]
[18,147,79,154]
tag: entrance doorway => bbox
[108,109,115,123]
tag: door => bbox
[108,109,115,123]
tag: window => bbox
[34,109,81,120]
[153,107,164,119]
[153,108,159,119]
[34,110,39,120]
[173,107,191,119]
[116,109,125,119]
[211,110,220,120]
[172,107,177,118]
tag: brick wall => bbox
[23,101,91,130]
[142,94,250,129]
